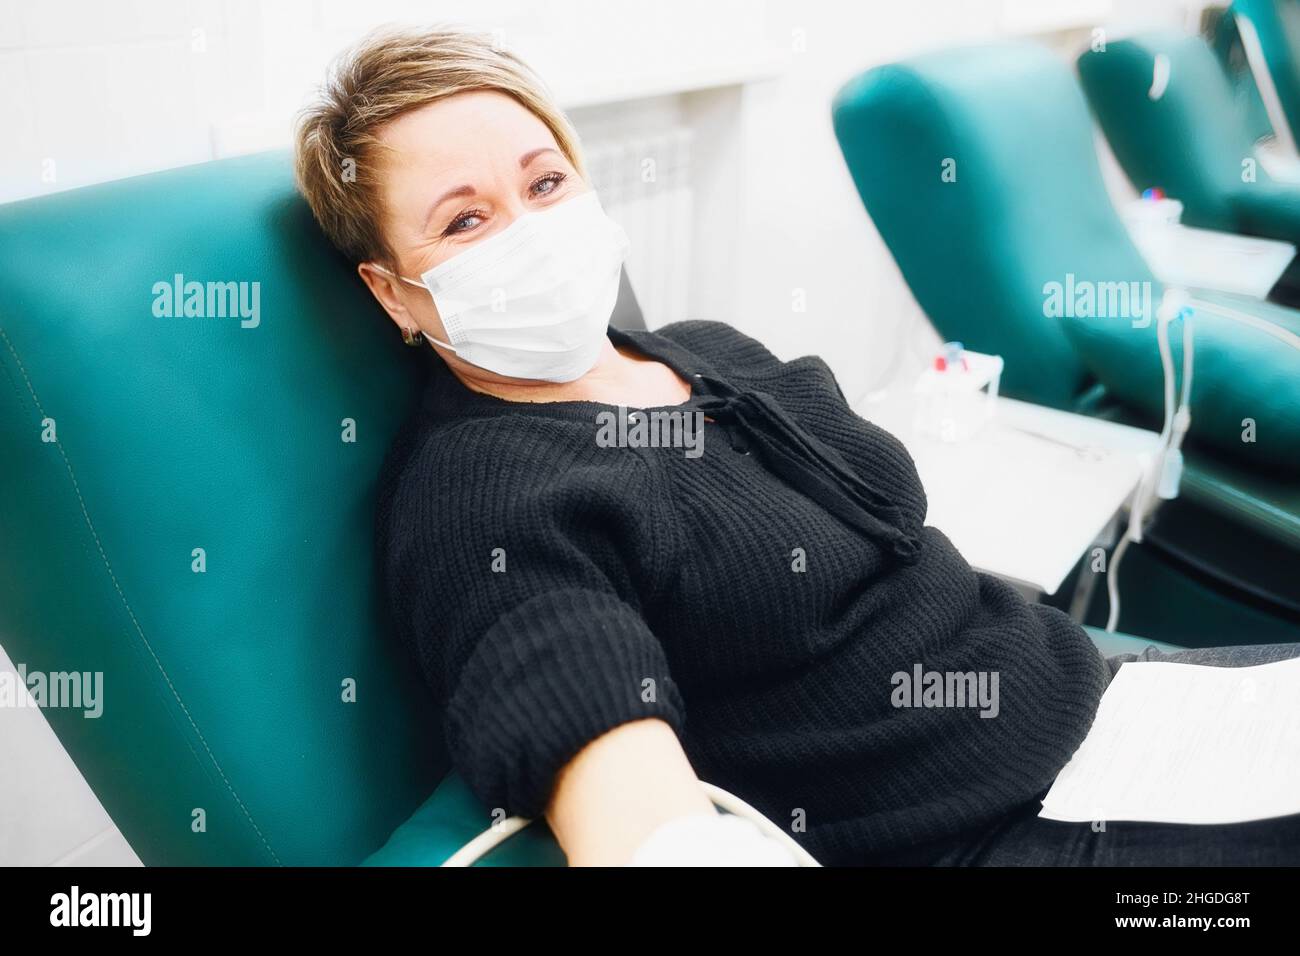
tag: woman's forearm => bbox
[545,717,715,866]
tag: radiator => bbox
[583,127,694,330]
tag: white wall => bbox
[0,0,783,197]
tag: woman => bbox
[294,26,1300,866]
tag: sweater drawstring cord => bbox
[694,374,922,564]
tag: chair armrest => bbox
[361,773,566,867]
[1084,625,1186,657]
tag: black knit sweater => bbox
[376,320,1108,864]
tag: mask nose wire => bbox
[370,263,458,353]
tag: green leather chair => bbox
[1231,0,1300,148]
[1208,4,1277,148]
[832,41,1300,645]
[0,150,1178,867]
[1078,30,1300,245]
[1074,32,1300,637]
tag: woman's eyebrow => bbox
[518,146,562,168]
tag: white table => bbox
[1125,218,1295,300]
[857,392,1163,599]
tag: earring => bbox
[401,326,421,347]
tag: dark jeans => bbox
[890,641,1300,866]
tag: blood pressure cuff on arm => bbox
[1058,289,1300,474]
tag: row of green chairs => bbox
[831,29,1300,647]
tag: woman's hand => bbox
[545,717,718,866]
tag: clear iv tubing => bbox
[1105,292,1300,632]
[440,781,822,867]
[1105,292,1192,632]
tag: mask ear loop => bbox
[369,263,458,353]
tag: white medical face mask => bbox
[378,189,630,382]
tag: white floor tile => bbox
[0,639,140,866]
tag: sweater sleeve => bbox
[384,417,685,819]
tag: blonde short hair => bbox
[294,25,587,266]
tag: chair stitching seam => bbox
[0,326,282,865]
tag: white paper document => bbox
[1039,657,1300,825]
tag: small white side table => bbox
[858,392,1163,602]
[1126,219,1294,299]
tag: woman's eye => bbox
[531,171,566,196]
[444,210,484,236]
